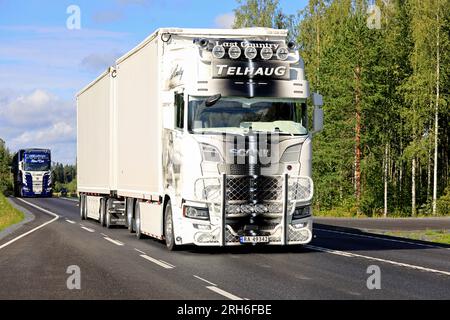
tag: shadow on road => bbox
[150,223,450,255]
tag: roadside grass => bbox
[315,207,449,218]
[374,229,450,245]
[0,193,24,232]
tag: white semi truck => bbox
[77,27,323,250]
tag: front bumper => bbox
[185,216,313,246]
[21,187,52,197]
[176,173,313,246]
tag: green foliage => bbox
[436,187,450,215]
[0,139,13,195]
[52,162,76,185]
[233,0,298,38]
[52,162,77,194]
[0,192,24,231]
[235,0,450,216]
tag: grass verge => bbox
[0,193,24,232]
[374,229,450,245]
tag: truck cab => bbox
[12,149,52,197]
[159,29,324,247]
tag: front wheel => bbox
[99,198,106,226]
[106,199,113,229]
[135,201,142,239]
[80,194,86,220]
[126,198,135,233]
[164,201,177,251]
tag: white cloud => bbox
[0,89,74,127]
[0,89,76,164]
[12,121,75,146]
[214,13,235,29]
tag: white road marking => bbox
[0,198,59,250]
[194,275,217,286]
[305,245,450,276]
[65,219,76,224]
[103,237,124,246]
[305,245,353,257]
[81,226,95,233]
[134,248,145,254]
[159,259,175,268]
[315,228,450,250]
[101,233,108,237]
[140,254,174,269]
[206,286,243,300]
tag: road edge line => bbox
[0,198,59,250]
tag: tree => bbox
[0,139,13,194]
[231,0,450,216]
[233,0,297,37]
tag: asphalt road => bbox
[0,197,449,300]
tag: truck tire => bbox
[80,194,86,220]
[135,201,142,239]
[126,198,135,233]
[99,198,106,226]
[106,199,113,229]
[164,201,177,251]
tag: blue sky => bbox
[0,0,308,164]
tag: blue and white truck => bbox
[12,148,53,197]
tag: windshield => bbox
[24,153,51,171]
[188,97,307,135]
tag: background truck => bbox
[77,27,323,250]
[12,148,52,197]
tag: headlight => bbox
[228,45,241,59]
[212,45,225,59]
[293,206,311,220]
[184,206,209,220]
[276,47,289,60]
[200,143,223,162]
[260,47,273,60]
[244,46,257,59]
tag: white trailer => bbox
[77,27,323,250]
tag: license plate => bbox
[239,236,269,244]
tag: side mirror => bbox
[312,92,324,134]
[313,106,324,133]
[162,106,175,130]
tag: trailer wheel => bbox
[135,201,142,239]
[126,198,135,233]
[99,198,106,226]
[80,194,86,220]
[164,201,177,251]
[106,199,113,229]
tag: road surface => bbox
[0,197,449,299]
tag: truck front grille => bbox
[226,176,282,202]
